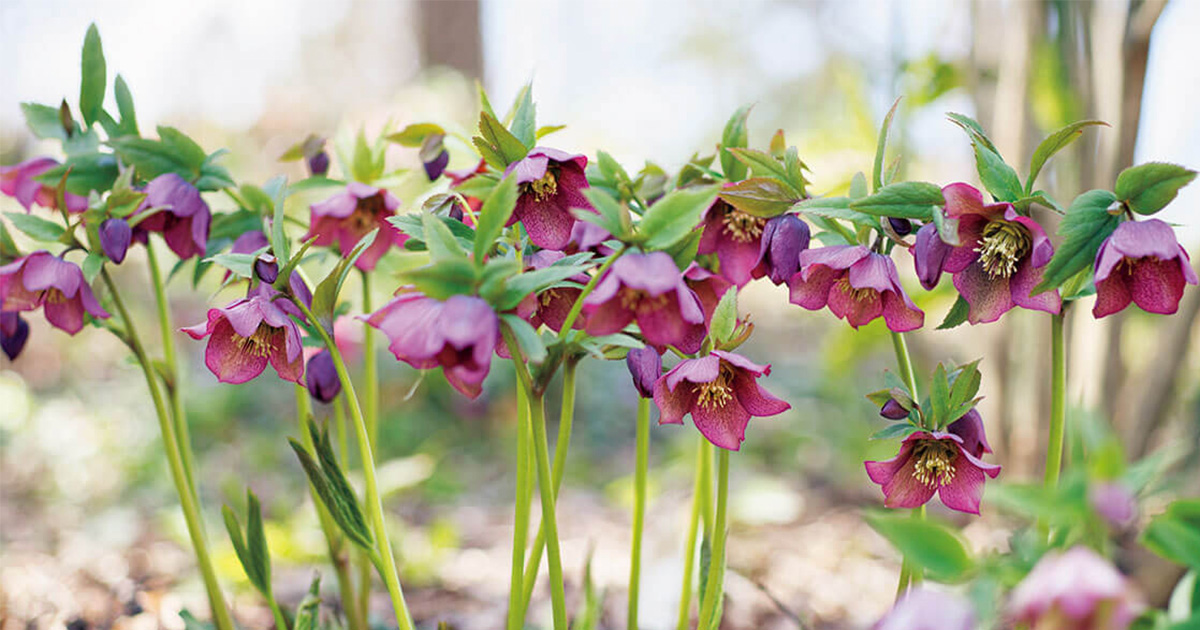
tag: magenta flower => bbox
[0,251,109,335]
[181,295,304,384]
[520,250,587,332]
[362,292,499,399]
[864,410,1000,515]
[698,198,769,287]
[0,158,87,213]
[305,350,341,403]
[1093,219,1197,318]
[683,263,734,327]
[1009,546,1143,630]
[1089,482,1137,530]
[788,246,924,332]
[133,174,211,260]
[756,213,810,285]
[874,588,975,630]
[939,183,1061,324]
[504,147,590,250]
[912,222,952,291]
[653,350,790,450]
[626,347,662,398]
[304,182,408,271]
[584,252,706,354]
[1,312,30,360]
[100,218,132,264]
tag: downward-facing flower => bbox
[100,218,132,264]
[133,173,211,260]
[181,295,304,384]
[1,312,30,360]
[0,158,87,213]
[699,198,769,287]
[912,222,952,291]
[874,587,975,630]
[626,347,662,398]
[653,350,790,450]
[864,410,1000,515]
[1009,546,1143,630]
[939,183,1060,324]
[304,182,407,271]
[525,250,587,332]
[305,350,341,403]
[1093,219,1197,318]
[504,147,590,250]
[788,245,923,332]
[362,292,498,399]
[0,251,109,334]
[756,213,810,285]
[584,252,706,354]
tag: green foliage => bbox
[1026,120,1108,194]
[500,314,547,364]
[79,24,106,128]
[718,177,800,218]
[222,490,274,596]
[472,175,518,264]
[1143,500,1200,569]
[947,113,1022,202]
[310,228,378,334]
[719,105,751,182]
[635,184,719,250]
[474,112,528,169]
[850,181,944,220]
[865,512,975,583]
[1115,163,1197,216]
[35,153,119,197]
[873,98,901,192]
[4,212,65,243]
[1032,190,1120,295]
[709,287,738,346]
[288,421,374,550]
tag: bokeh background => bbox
[2,1,1199,629]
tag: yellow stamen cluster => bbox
[235,323,279,358]
[722,208,766,243]
[912,439,959,487]
[526,170,559,202]
[837,277,878,303]
[696,364,735,409]
[619,287,669,312]
[43,288,68,304]
[976,220,1031,279]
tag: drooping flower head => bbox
[1,311,30,360]
[912,222,952,291]
[1,158,88,213]
[181,295,304,384]
[584,252,706,354]
[1093,219,1197,318]
[304,182,408,271]
[305,350,341,403]
[756,213,810,285]
[864,410,1000,515]
[362,292,499,399]
[874,587,975,630]
[653,350,790,450]
[1009,546,1143,630]
[789,245,924,332]
[0,251,109,334]
[504,147,590,250]
[100,218,132,264]
[521,250,587,332]
[626,346,662,398]
[938,183,1060,324]
[133,173,211,260]
[698,198,769,287]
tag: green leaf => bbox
[205,253,257,278]
[110,129,207,181]
[494,259,592,311]
[476,111,528,168]
[79,24,106,128]
[849,172,869,200]
[34,153,119,197]
[579,188,631,239]
[873,98,901,192]
[709,287,738,345]
[972,142,1024,202]
[720,105,751,182]
[294,575,322,630]
[937,295,970,330]
[637,185,719,250]
[728,148,794,190]
[473,175,518,264]
[500,314,547,364]
[386,123,445,147]
[930,204,960,246]
[717,177,800,218]
[422,211,468,262]
[82,252,105,282]
[389,214,476,252]
[509,84,537,148]
[311,229,379,333]
[268,175,290,265]
[399,258,479,300]
[850,181,944,220]
[865,512,975,582]
[1144,510,1200,569]
[869,423,921,441]
[4,212,65,242]
[1027,120,1108,193]
[1115,162,1198,216]
[245,491,272,595]
[289,437,373,549]
[222,506,254,591]
[0,221,20,259]
[929,363,950,428]
[793,196,876,227]
[351,129,377,183]
[113,75,138,137]
[21,103,67,140]
[309,422,374,550]
[1032,189,1120,295]
[945,112,999,154]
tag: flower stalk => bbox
[628,396,651,630]
[676,436,709,630]
[1040,310,1068,537]
[697,449,730,630]
[889,330,922,596]
[506,382,533,630]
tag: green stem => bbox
[697,449,730,630]
[699,440,714,536]
[102,270,234,630]
[1041,311,1068,537]
[628,397,651,630]
[889,330,923,598]
[267,593,289,630]
[555,245,629,339]
[290,298,415,630]
[506,383,534,630]
[675,436,707,630]
[359,271,380,625]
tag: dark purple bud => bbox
[1,312,30,361]
[887,217,913,236]
[626,346,662,398]
[913,222,951,291]
[424,150,450,181]
[761,213,810,285]
[254,253,279,285]
[307,151,330,177]
[305,350,341,403]
[100,218,132,264]
[880,398,909,420]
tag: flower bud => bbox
[100,218,132,264]
[254,253,279,285]
[305,350,341,403]
[1089,482,1137,530]
[1,311,30,361]
[307,151,330,177]
[913,222,951,291]
[760,213,810,285]
[626,347,662,398]
[880,398,909,420]
[424,149,450,181]
[888,217,913,236]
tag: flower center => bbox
[525,170,559,202]
[235,323,280,358]
[618,287,670,313]
[976,220,1031,279]
[351,193,387,230]
[695,364,735,409]
[722,208,766,243]
[912,439,959,487]
[836,277,878,302]
[43,288,68,304]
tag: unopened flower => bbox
[874,587,975,630]
[254,253,279,285]
[100,218,132,264]
[1093,219,1197,318]
[626,346,662,398]
[789,246,924,332]
[133,173,211,260]
[1009,546,1143,630]
[504,147,591,250]
[305,350,341,403]
[0,251,109,334]
[584,252,706,354]
[940,183,1060,324]
[182,295,305,384]
[880,398,910,420]
[912,222,952,291]
[308,151,330,177]
[1089,482,1137,530]
[0,157,87,213]
[1,311,30,360]
[699,199,769,287]
[887,217,914,237]
[304,182,408,271]
[424,148,450,181]
[756,213,810,285]
[362,292,499,399]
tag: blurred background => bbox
[2,1,1199,629]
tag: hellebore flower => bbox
[100,218,132,264]
[305,350,341,403]
[1,312,30,360]
[939,183,1060,324]
[584,252,706,354]
[653,350,790,450]
[308,151,330,177]
[525,250,587,332]
[887,217,914,236]
[304,182,408,271]
[254,254,279,285]
[626,346,662,398]
[1089,482,1137,530]
[864,409,1000,515]
[133,173,211,260]
[912,222,952,291]
[565,221,615,256]
[0,158,87,213]
[874,587,975,630]
[424,148,450,181]
[684,263,734,326]
[504,147,591,250]
[1093,218,1198,318]
[698,199,769,287]
[756,213,810,285]
[0,251,110,334]
[362,292,499,399]
[789,245,924,332]
[1009,546,1143,630]
[181,295,304,384]
[880,398,910,420]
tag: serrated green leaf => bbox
[720,105,751,182]
[0,221,19,259]
[972,142,1024,202]
[399,258,479,300]
[494,260,591,312]
[34,153,119,197]
[4,212,65,242]
[1144,511,1200,569]
[509,84,536,148]
[1027,120,1107,193]
[1032,189,1120,295]
[937,295,970,330]
[309,422,374,550]
[850,181,944,220]
[946,112,998,154]
[245,491,272,594]
[222,506,254,589]
[709,287,737,345]
[865,512,975,582]
[473,174,518,264]
[294,575,322,630]
[930,363,950,428]
[579,188,630,238]
[477,111,528,167]
[422,211,468,262]
[82,252,105,282]
[1115,162,1198,216]
[500,314,546,364]
[268,174,290,265]
[717,177,799,218]
[637,185,719,250]
[21,103,67,140]
[727,148,794,190]
[110,127,208,182]
[79,24,106,128]
[793,196,876,227]
[388,214,476,251]
[849,172,869,200]
[869,423,921,441]
[386,123,445,147]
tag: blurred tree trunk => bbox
[417,0,484,80]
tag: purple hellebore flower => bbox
[626,346,662,398]
[133,173,211,260]
[1,311,30,360]
[564,220,615,257]
[1093,219,1198,318]
[308,151,330,177]
[1009,546,1143,630]
[524,250,587,332]
[912,222,952,291]
[232,230,270,255]
[424,149,450,181]
[362,292,499,399]
[684,263,735,326]
[698,198,770,287]
[653,350,790,450]
[583,252,706,354]
[503,147,591,251]
[874,587,975,630]
[939,183,1061,324]
[756,213,810,285]
[181,295,305,384]
[880,398,910,420]
[1089,482,1137,530]
[254,254,279,285]
[788,245,924,332]
[0,158,88,213]
[864,409,999,515]
[246,268,312,320]
[304,182,408,271]
[0,251,110,334]
[100,218,132,264]
[305,350,341,403]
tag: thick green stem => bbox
[1040,311,1068,538]
[889,331,923,598]
[102,271,234,630]
[628,397,651,630]
[358,271,380,625]
[675,436,708,630]
[506,384,534,630]
[699,440,714,536]
[697,449,730,630]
